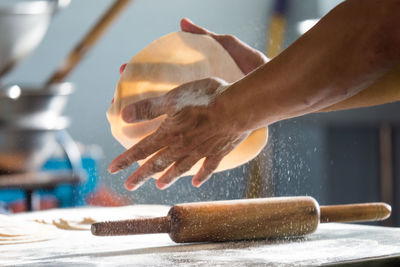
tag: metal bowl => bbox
[0,117,69,173]
[0,0,70,77]
[0,82,73,173]
[0,82,74,124]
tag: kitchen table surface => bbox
[1,205,400,266]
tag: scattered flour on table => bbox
[1,205,170,245]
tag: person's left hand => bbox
[108,77,250,191]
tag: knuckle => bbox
[171,133,191,148]
[150,158,167,172]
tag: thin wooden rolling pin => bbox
[45,0,131,86]
[91,196,391,243]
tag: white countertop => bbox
[1,205,400,266]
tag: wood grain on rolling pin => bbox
[169,197,319,242]
[91,197,391,243]
[92,197,319,242]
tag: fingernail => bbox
[156,181,169,190]
[125,181,137,191]
[193,174,212,188]
[108,165,120,174]
[120,63,127,75]
[192,180,201,188]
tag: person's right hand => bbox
[110,19,270,190]
[180,18,269,75]
[109,77,251,191]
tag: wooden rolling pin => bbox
[91,196,391,243]
[45,0,131,86]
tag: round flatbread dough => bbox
[0,215,59,245]
[1,205,170,245]
[107,32,268,178]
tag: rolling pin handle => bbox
[320,202,391,223]
[91,216,171,236]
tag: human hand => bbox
[108,78,250,191]
[180,18,268,74]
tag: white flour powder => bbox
[174,84,230,111]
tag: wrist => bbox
[214,81,262,133]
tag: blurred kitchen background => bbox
[1,0,398,226]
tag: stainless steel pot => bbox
[0,82,74,124]
[0,0,70,78]
[0,82,74,173]
[0,117,69,173]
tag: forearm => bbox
[219,0,400,131]
[321,64,400,111]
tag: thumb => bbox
[122,97,168,123]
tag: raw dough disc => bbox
[107,32,268,177]
[25,205,170,231]
[0,215,59,245]
[1,205,170,245]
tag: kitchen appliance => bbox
[0,0,131,211]
[0,0,130,174]
[0,0,70,78]
[0,115,69,173]
[0,83,74,173]
[0,83,73,124]
[0,0,72,173]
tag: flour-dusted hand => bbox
[180,18,268,74]
[108,19,270,191]
[108,78,251,190]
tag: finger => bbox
[212,35,268,74]
[192,154,224,187]
[122,96,167,123]
[156,155,202,190]
[156,133,224,189]
[125,148,179,191]
[180,18,214,36]
[108,130,167,174]
[120,63,127,75]
[180,18,236,48]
